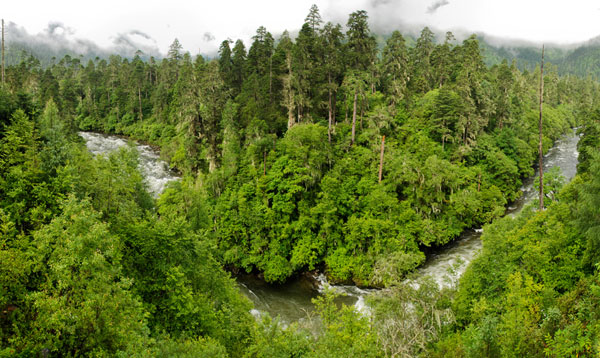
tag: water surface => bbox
[79,132,179,196]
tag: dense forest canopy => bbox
[2,5,600,357]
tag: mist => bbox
[3,21,162,66]
[3,0,599,67]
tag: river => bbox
[79,129,581,324]
[415,129,580,289]
[79,132,179,196]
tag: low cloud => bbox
[370,0,393,7]
[112,30,160,57]
[128,30,153,40]
[203,32,215,42]
[427,0,450,14]
[45,21,75,36]
[4,21,161,65]
[322,0,424,38]
[6,21,102,57]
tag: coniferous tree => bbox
[410,27,435,93]
[346,10,376,72]
[218,39,234,90]
[381,31,409,108]
[231,39,247,96]
[320,22,345,142]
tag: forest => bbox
[1,5,600,357]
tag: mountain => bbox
[2,21,161,67]
[3,20,600,79]
[4,40,110,67]
[480,35,600,79]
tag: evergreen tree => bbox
[218,39,234,89]
[381,31,409,107]
[320,22,345,142]
[231,39,247,96]
[346,10,376,72]
[410,27,435,93]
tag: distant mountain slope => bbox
[559,41,600,78]
[2,21,161,67]
[5,41,108,67]
[3,21,599,80]
[481,36,600,79]
[5,40,160,67]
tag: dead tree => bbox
[2,19,5,85]
[538,45,545,210]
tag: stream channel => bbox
[80,129,581,324]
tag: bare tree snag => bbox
[538,45,545,210]
[328,87,332,144]
[1,19,5,85]
[138,87,143,121]
[351,91,357,146]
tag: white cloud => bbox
[427,0,450,15]
[3,0,600,56]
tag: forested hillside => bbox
[482,37,600,79]
[2,5,600,357]
[3,6,600,285]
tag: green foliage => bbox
[534,166,566,203]
[576,151,600,270]
[245,317,311,357]
[25,197,150,356]
[369,277,455,358]
[430,146,600,358]
[0,113,255,356]
[152,336,228,358]
[3,8,592,288]
[310,290,381,358]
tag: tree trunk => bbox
[332,89,337,124]
[345,97,348,123]
[379,136,385,183]
[360,96,364,131]
[286,55,295,130]
[269,57,272,103]
[1,19,4,85]
[328,88,332,144]
[288,105,295,129]
[538,45,545,210]
[351,91,357,146]
[138,87,143,121]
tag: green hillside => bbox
[481,36,600,79]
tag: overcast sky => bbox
[3,0,600,56]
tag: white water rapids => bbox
[79,132,179,196]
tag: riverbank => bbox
[233,128,582,322]
[79,127,581,324]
